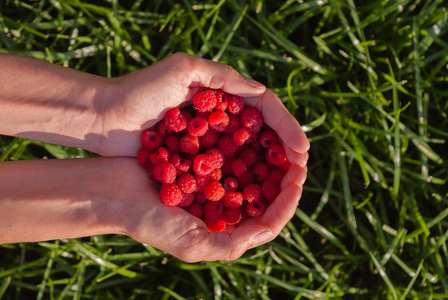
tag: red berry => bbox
[187,116,209,136]
[186,202,203,218]
[165,108,187,132]
[261,180,279,201]
[203,200,224,221]
[193,89,217,112]
[253,162,269,182]
[222,191,243,208]
[237,169,254,189]
[195,174,212,193]
[204,180,225,201]
[267,167,286,185]
[193,154,215,176]
[208,111,229,132]
[209,168,222,181]
[153,162,177,183]
[150,147,171,165]
[141,128,162,150]
[224,115,240,134]
[199,129,219,148]
[178,192,195,208]
[226,95,244,115]
[232,159,247,177]
[266,144,287,166]
[137,148,151,169]
[179,133,200,155]
[259,130,279,148]
[157,121,173,137]
[170,154,191,175]
[164,135,180,153]
[245,199,267,217]
[217,134,239,158]
[240,106,264,133]
[238,147,258,167]
[160,183,182,206]
[194,192,208,204]
[233,127,252,146]
[242,184,262,203]
[204,219,226,232]
[205,148,225,169]
[215,90,228,111]
[177,174,197,193]
[222,207,243,225]
[223,177,238,191]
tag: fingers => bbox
[245,90,310,154]
[167,53,266,97]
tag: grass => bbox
[0,0,447,299]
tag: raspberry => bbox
[177,174,197,193]
[170,154,191,175]
[215,90,228,111]
[237,169,254,189]
[141,128,162,150]
[147,163,155,180]
[179,133,200,155]
[245,200,267,218]
[232,159,247,177]
[208,111,229,132]
[153,162,177,183]
[222,191,243,208]
[194,192,208,204]
[165,108,187,132]
[164,135,179,153]
[267,167,286,185]
[222,207,243,225]
[137,148,151,169]
[204,180,225,201]
[157,121,173,137]
[209,168,222,181]
[205,219,226,232]
[240,106,264,133]
[238,147,258,167]
[242,184,262,203]
[192,89,217,112]
[226,95,244,115]
[150,147,171,165]
[253,162,269,182]
[224,115,240,134]
[193,154,214,176]
[266,144,287,166]
[187,116,209,136]
[186,203,203,218]
[178,192,195,208]
[203,200,224,221]
[261,180,279,201]
[259,130,279,148]
[160,183,182,206]
[233,127,252,146]
[205,148,225,169]
[199,129,219,148]
[223,177,238,191]
[195,174,212,193]
[217,134,239,158]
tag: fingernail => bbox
[245,78,265,89]
[251,230,273,246]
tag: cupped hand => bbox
[108,157,308,263]
[97,53,266,157]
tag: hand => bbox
[96,53,267,157]
[107,157,308,262]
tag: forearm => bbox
[0,53,111,153]
[0,158,117,243]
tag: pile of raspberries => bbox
[137,89,289,232]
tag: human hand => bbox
[107,157,308,262]
[96,53,267,157]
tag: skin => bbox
[0,52,309,262]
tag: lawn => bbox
[0,0,447,299]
